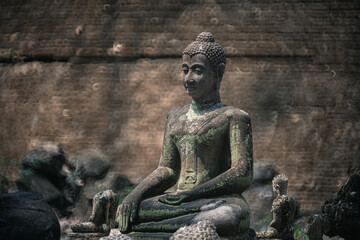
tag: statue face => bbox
[182,54,217,99]
[273,184,280,196]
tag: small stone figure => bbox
[71,190,119,233]
[257,174,296,240]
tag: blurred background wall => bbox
[0,0,359,211]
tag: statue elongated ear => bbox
[215,63,225,90]
[217,63,225,81]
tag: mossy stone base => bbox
[66,228,256,240]
[66,232,108,240]
[127,228,257,240]
[127,232,172,240]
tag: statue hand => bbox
[158,192,190,205]
[116,195,139,233]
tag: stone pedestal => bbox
[127,232,171,240]
[126,228,257,240]
[220,228,257,240]
[66,228,258,240]
[67,232,108,240]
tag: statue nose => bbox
[185,74,195,84]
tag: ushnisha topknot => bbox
[183,32,226,71]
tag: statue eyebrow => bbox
[181,63,205,69]
[190,63,205,69]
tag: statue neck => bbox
[191,91,222,115]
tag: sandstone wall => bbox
[1,0,359,210]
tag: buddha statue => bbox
[71,32,254,239]
[117,32,254,239]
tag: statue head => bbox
[272,174,288,196]
[182,32,226,99]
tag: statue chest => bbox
[169,113,231,191]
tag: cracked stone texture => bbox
[1,0,359,212]
[170,220,220,240]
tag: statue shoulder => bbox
[224,106,251,124]
[166,105,190,123]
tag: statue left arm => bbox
[159,112,253,205]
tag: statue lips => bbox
[185,83,197,94]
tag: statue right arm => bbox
[117,113,180,232]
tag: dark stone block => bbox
[68,150,112,181]
[16,143,77,212]
[0,192,60,240]
[322,171,360,239]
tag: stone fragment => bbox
[73,172,132,221]
[321,171,360,239]
[21,142,66,181]
[16,142,77,212]
[99,229,132,240]
[71,190,119,233]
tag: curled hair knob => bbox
[196,32,215,43]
